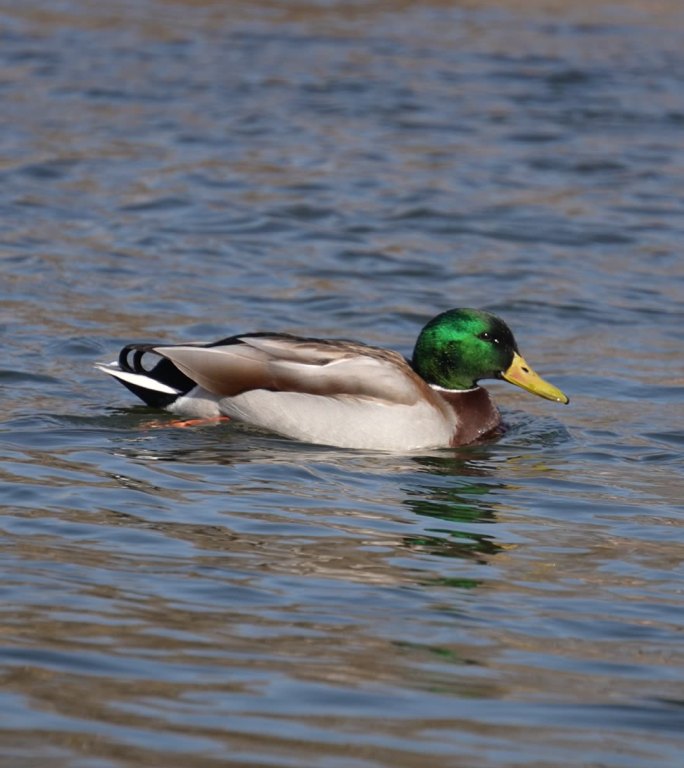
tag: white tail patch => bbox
[94,363,181,395]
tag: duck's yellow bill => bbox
[502,352,569,404]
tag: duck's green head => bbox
[412,308,569,403]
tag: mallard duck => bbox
[96,308,568,450]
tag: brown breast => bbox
[432,387,502,446]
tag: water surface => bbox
[1,1,683,766]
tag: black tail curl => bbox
[116,343,197,408]
[119,343,163,374]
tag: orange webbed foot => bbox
[143,415,231,429]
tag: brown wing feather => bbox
[155,335,430,405]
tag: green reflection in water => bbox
[399,453,507,588]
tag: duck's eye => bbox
[479,332,501,345]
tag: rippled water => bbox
[1,1,683,766]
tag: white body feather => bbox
[218,390,456,450]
